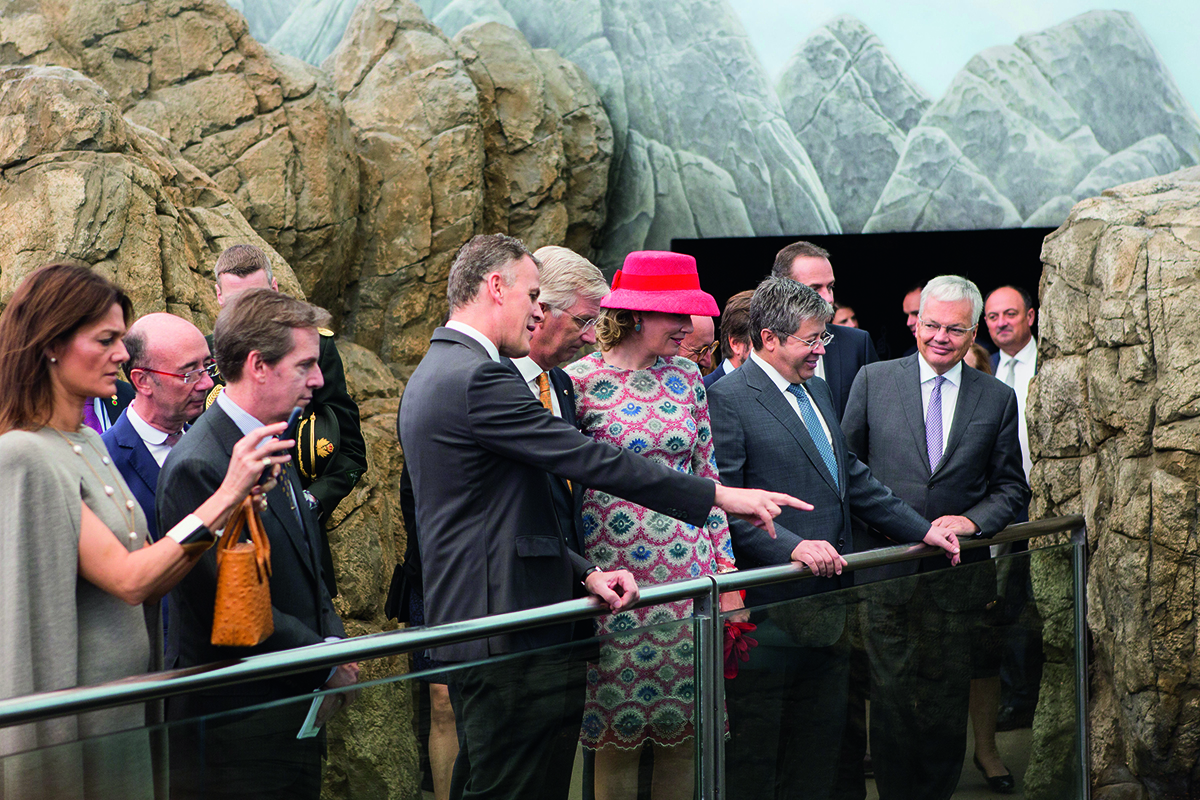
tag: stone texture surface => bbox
[0,64,295,327]
[410,0,840,270]
[0,0,362,319]
[454,21,612,254]
[777,15,929,233]
[1030,166,1200,799]
[1018,11,1200,165]
[862,126,1023,233]
[324,0,484,371]
[269,0,363,67]
[862,10,1200,234]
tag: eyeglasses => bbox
[542,303,599,333]
[918,319,976,339]
[781,330,835,349]
[136,361,220,385]
[681,340,720,359]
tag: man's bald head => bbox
[125,313,216,432]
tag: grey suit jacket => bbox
[399,328,716,662]
[708,359,929,609]
[157,403,344,709]
[822,323,878,421]
[842,355,1030,610]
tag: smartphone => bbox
[285,405,304,440]
[261,406,305,486]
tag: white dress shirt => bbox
[446,320,500,362]
[512,356,562,417]
[918,355,962,455]
[126,405,180,467]
[718,358,737,377]
[995,336,1037,479]
[750,352,833,447]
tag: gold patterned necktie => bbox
[536,372,571,492]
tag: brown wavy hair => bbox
[0,263,133,434]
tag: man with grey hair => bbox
[842,274,1028,800]
[709,277,961,800]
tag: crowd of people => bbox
[0,231,1044,800]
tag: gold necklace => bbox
[51,427,141,545]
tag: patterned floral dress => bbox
[566,352,735,750]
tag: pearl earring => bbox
[49,357,57,363]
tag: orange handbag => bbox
[211,497,274,647]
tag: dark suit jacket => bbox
[101,409,161,541]
[399,328,716,662]
[206,331,366,598]
[708,360,929,610]
[822,323,878,421]
[841,355,1030,610]
[702,362,727,389]
[157,402,344,711]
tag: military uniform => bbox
[205,328,368,597]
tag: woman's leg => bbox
[593,744,644,800]
[428,682,460,800]
[649,742,695,800]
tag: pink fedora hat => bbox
[601,251,719,316]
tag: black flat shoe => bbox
[973,753,1016,794]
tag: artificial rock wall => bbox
[0,1,615,797]
[1031,166,1200,800]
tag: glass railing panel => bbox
[0,599,708,800]
[720,542,1081,800]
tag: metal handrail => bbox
[0,514,1084,730]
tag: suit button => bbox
[837,538,845,549]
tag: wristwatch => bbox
[581,565,602,585]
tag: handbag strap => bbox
[215,499,249,564]
[244,496,273,579]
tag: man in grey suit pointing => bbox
[398,234,807,800]
[709,277,961,800]
[842,275,1029,800]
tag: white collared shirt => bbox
[126,405,181,467]
[918,355,962,454]
[512,356,561,417]
[750,352,833,447]
[446,320,500,362]
[719,358,737,377]
[995,336,1037,478]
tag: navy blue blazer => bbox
[702,361,728,389]
[101,408,162,541]
[822,324,878,421]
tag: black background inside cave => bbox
[672,227,1054,360]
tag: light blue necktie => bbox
[786,383,839,489]
[927,375,947,472]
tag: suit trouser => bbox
[448,648,587,800]
[865,579,974,800]
[167,698,322,800]
[725,613,850,800]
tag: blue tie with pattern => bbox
[927,375,947,471]
[786,383,839,489]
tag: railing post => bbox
[696,577,722,800]
[1072,524,1091,800]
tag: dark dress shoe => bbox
[973,754,1016,794]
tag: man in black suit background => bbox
[771,241,878,419]
[709,277,961,800]
[842,275,1029,800]
[398,233,806,800]
[158,289,358,800]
